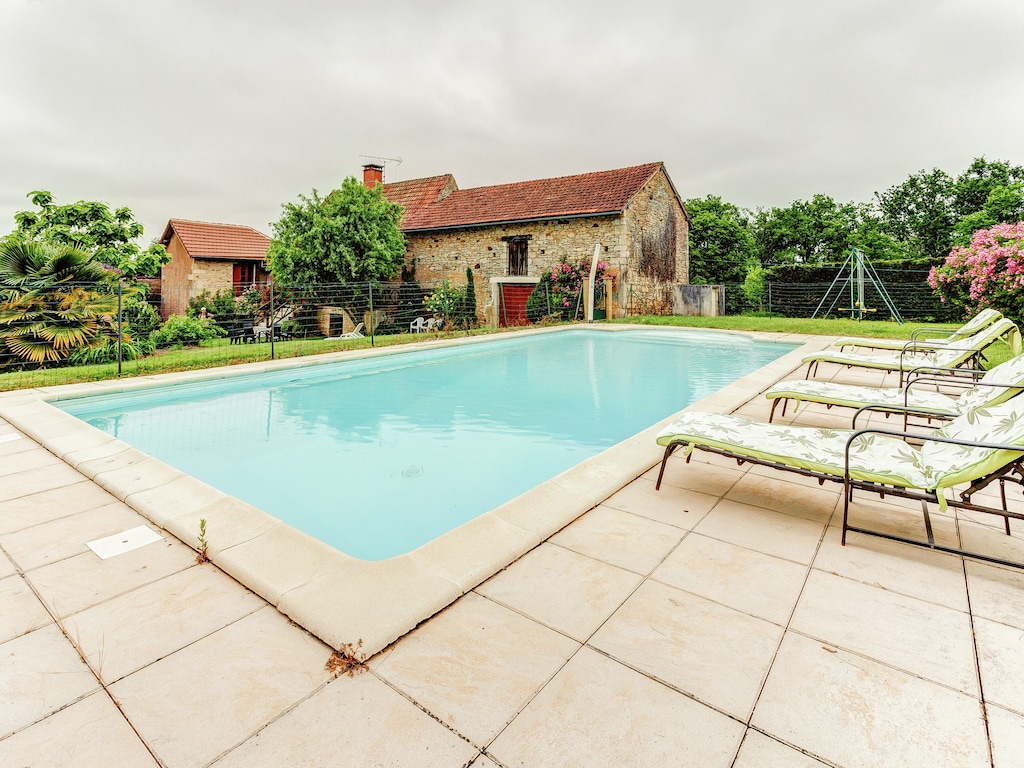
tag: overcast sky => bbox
[2,0,1022,244]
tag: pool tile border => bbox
[0,326,827,656]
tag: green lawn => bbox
[0,315,985,392]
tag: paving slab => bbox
[0,480,117,535]
[732,729,830,768]
[0,574,52,643]
[487,646,745,768]
[694,498,826,564]
[974,615,1024,715]
[601,476,717,529]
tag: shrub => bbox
[928,222,1024,321]
[152,314,224,348]
[528,257,618,322]
[424,280,466,328]
[187,289,238,319]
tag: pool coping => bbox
[0,325,830,656]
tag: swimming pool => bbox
[58,328,795,560]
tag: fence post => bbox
[767,282,772,317]
[116,280,123,377]
[269,279,275,360]
[368,281,375,347]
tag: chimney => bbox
[362,163,384,188]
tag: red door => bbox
[498,283,535,327]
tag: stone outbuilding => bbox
[158,219,271,319]
[373,162,689,324]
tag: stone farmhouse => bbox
[374,161,689,324]
[158,219,271,319]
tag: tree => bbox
[4,190,169,278]
[952,157,1024,221]
[0,240,123,365]
[684,196,756,283]
[753,195,865,266]
[875,168,957,261]
[266,177,406,284]
[951,183,1024,246]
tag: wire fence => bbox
[0,274,957,383]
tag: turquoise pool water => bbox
[59,329,794,560]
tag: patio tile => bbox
[0,462,84,504]
[652,533,808,625]
[25,536,196,619]
[0,574,52,643]
[0,446,65,477]
[987,704,1024,768]
[965,560,1024,630]
[589,579,782,720]
[0,691,158,768]
[790,570,978,694]
[109,606,330,768]
[694,499,825,564]
[752,632,989,768]
[476,543,642,641]
[468,755,501,767]
[603,476,717,529]
[959,520,1024,567]
[832,496,961,550]
[732,729,830,768]
[487,646,744,768]
[974,616,1024,715]
[0,502,147,571]
[373,592,579,746]
[61,563,266,683]
[212,671,477,768]
[725,473,839,524]
[548,504,685,575]
[642,459,745,497]
[0,549,15,578]
[0,624,99,738]
[814,526,968,612]
[0,480,116,535]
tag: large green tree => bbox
[5,190,169,278]
[266,177,406,284]
[753,195,870,266]
[684,196,757,284]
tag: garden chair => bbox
[654,398,1024,568]
[832,308,1003,352]
[801,318,1021,386]
[327,322,364,340]
[765,352,1024,425]
[410,317,426,333]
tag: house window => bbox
[507,238,529,276]
[233,262,260,295]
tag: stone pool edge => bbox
[0,326,830,657]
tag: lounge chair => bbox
[325,322,365,341]
[765,352,1024,424]
[802,318,1021,385]
[654,399,1024,568]
[833,308,1003,352]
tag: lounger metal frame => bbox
[655,426,1024,570]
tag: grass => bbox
[0,315,979,392]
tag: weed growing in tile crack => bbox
[196,518,209,564]
[326,639,366,677]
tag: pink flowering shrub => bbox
[928,222,1024,321]
[527,257,618,321]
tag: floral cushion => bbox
[832,308,1003,351]
[924,399,1024,491]
[765,379,957,413]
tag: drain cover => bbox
[402,465,423,479]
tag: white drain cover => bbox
[87,525,163,559]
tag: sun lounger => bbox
[654,399,1024,567]
[326,322,365,341]
[766,352,1024,424]
[802,318,1021,385]
[833,308,1003,352]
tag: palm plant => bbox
[0,240,122,366]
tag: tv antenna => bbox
[358,154,403,182]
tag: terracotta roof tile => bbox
[380,175,457,226]
[388,163,663,232]
[160,219,270,261]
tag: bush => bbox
[151,315,224,348]
[67,334,154,364]
[929,222,1024,322]
[187,289,238,319]
[424,280,466,328]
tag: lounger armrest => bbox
[906,365,983,385]
[910,327,957,342]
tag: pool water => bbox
[60,329,794,560]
